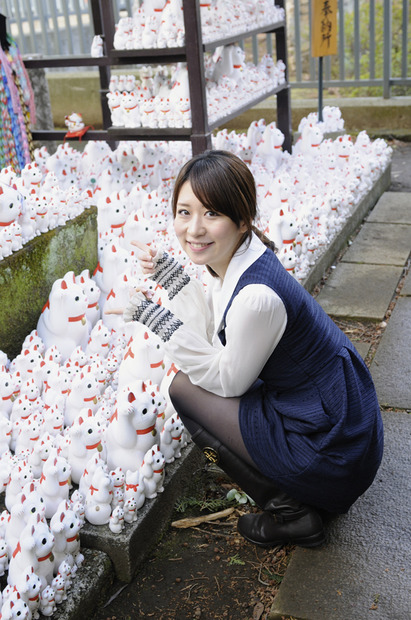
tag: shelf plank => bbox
[106,127,192,140]
[203,20,286,52]
[23,56,110,68]
[208,83,289,132]
[109,48,187,65]
[31,128,193,143]
[31,129,111,141]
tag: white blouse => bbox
[163,234,288,397]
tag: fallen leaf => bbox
[252,600,264,619]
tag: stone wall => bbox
[0,207,98,360]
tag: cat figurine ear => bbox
[139,444,165,499]
[37,272,89,362]
[106,382,159,474]
[160,414,184,463]
[7,513,55,591]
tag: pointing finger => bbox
[131,240,156,257]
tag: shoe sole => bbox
[238,528,326,549]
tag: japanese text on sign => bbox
[312,0,338,57]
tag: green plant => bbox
[340,0,411,96]
[174,495,233,513]
[228,554,246,566]
[286,0,410,97]
[226,488,256,506]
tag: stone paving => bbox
[270,190,411,620]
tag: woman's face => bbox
[173,181,246,279]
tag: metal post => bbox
[318,56,323,122]
[383,0,392,98]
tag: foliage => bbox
[286,0,410,97]
[174,494,233,513]
[228,554,246,566]
[226,487,256,505]
[340,0,411,96]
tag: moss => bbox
[0,207,97,360]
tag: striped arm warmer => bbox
[123,294,183,343]
[151,251,190,300]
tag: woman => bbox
[122,150,383,548]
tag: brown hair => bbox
[172,150,275,269]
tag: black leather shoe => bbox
[237,503,325,548]
[187,425,325,548]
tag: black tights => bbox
[168,371,258,469]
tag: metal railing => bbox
[287,0,410,98]
[1,0,409,97]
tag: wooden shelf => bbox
[209,84,289,132]
[23,55,110,69]
[202,19,286,52]
[27,0,291,154]
[106,126,192,140]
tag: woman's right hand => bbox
[131,240,160,275]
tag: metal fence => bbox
[1,0,409,97]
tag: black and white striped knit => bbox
[151,251,190,300]
[123,293,183,343]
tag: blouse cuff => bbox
[124,292,183,343]
[152,251,190,300]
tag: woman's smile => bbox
[174,181,246,278]
[187,241,213,251]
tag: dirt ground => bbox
[90,463,295,620]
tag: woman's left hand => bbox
[104,285,154,315]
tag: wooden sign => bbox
[311,0,338,57]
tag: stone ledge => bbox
[51,548,114,620]
[302,163,391,292]
[0,207,98,360]
[79,442,204,583]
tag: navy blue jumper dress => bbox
[218,249,384,514]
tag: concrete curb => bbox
[52,549,114,620]
[302,164,392,292]
[79,442,204,582]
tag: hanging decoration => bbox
[0,13,35,173]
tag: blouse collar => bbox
[211,232,266,333]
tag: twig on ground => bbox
[171,507,235,528]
